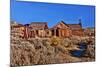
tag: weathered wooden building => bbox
[67,23,84,36]
[29,22,51,38]
[11,20,85,39]
[84,27,95,36]
[11,21,25,38]
[51,21,72,37]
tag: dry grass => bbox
[10,35,95,66]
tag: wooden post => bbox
[59,29,61,37]
[33,30,35,38]
[34,30,36,38]
[54,28,56,36]
[25,27,28,39]
[43,28,45,38]
[26,28,29,39]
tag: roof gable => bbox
[52,21,69,29]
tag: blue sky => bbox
[11,0,95,28]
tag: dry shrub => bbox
[55,52,81,63]
[50,36,61,46]
[11,34,95,66]
[70,36,81,44]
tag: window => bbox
[46,31,49,34]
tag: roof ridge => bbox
[31,22,47,23]
[67,23,80,25]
